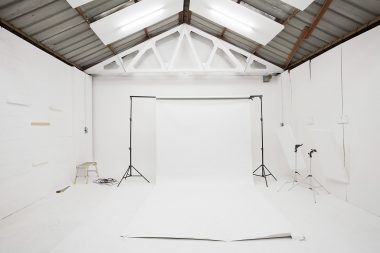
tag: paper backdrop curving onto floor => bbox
[123,98,294,241]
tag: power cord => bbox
[93,178,118,186]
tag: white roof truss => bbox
[86,24,283,76]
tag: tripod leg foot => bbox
[131,166,150,183]
[117,166,131,187]
[313,187,317,204]
[253,165,261,174]
[253,164,276,187]
[313,178,330,194]
[288,182,300,191]
[277,181,291,192]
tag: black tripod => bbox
[117,96,154,187]
[251,95,277,187]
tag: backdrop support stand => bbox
[117,96,155,187]
[251,95,277,187]
[118,95,273,186]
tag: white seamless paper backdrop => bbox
[124,98,294,241]
[156,99,253,185]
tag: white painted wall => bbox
[93,75,285,182]
[72,68,93,164]
[343,26,380,216]
[280,26,380,216]
[0,28,92,218]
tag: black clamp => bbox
[308,149,317,158]
[295,144,303,152]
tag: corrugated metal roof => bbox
[0,0,379,71]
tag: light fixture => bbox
[120,8,165,32]
[280,0,314,11]
[66,0,94,8]
[90,0,183,45]
[190,0,283,46]
[209,8,254,33]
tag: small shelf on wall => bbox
[31,122,50,126]
[49,106,63,112]
[6,99,30,107]
[32,161,49,167]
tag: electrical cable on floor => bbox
[93,178,118,186]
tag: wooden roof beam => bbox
[75,7,118,56]
[252,7,300,55]
[144,28,151,39]
[179,10,192,25]
[288,15,380,70]
[283,0,332,69]
[220,27,227,39]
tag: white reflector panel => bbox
[190,0,284,45]
[66,0,94,8]
[90,0,183,45]
[280,0,314,11]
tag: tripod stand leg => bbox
[312,186,317,204]
[288,181,300,191]
[278,170,300,192]
[264,170,268,187]
[117,166,131,187]
[252,165,261,174]
[263,165,277,181]
[253,164,277,187]
[292,171,300,184]
[131,166,150,183]
[277,181,292,192]
[306,175,317,204]
[313,177,330,194]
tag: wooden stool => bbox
[74,162,99,184]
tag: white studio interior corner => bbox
[0,1,380,253]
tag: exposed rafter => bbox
[179,9,192,25]
[0,0,378,72]
[283,0,333,69]
[220,27,227,39]
[288,15,380,70]
[252,7,300,55]
[283,26,309,68]
[144,28,151,39]
[75,7,118,56]
[90,2,134,23]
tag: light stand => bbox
[289,149,329,203]
[305,149,329,203]
[277,144,303,192]
[251,95,277,187]
[117,96,155,187]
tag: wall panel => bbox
[0,28,92,218]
